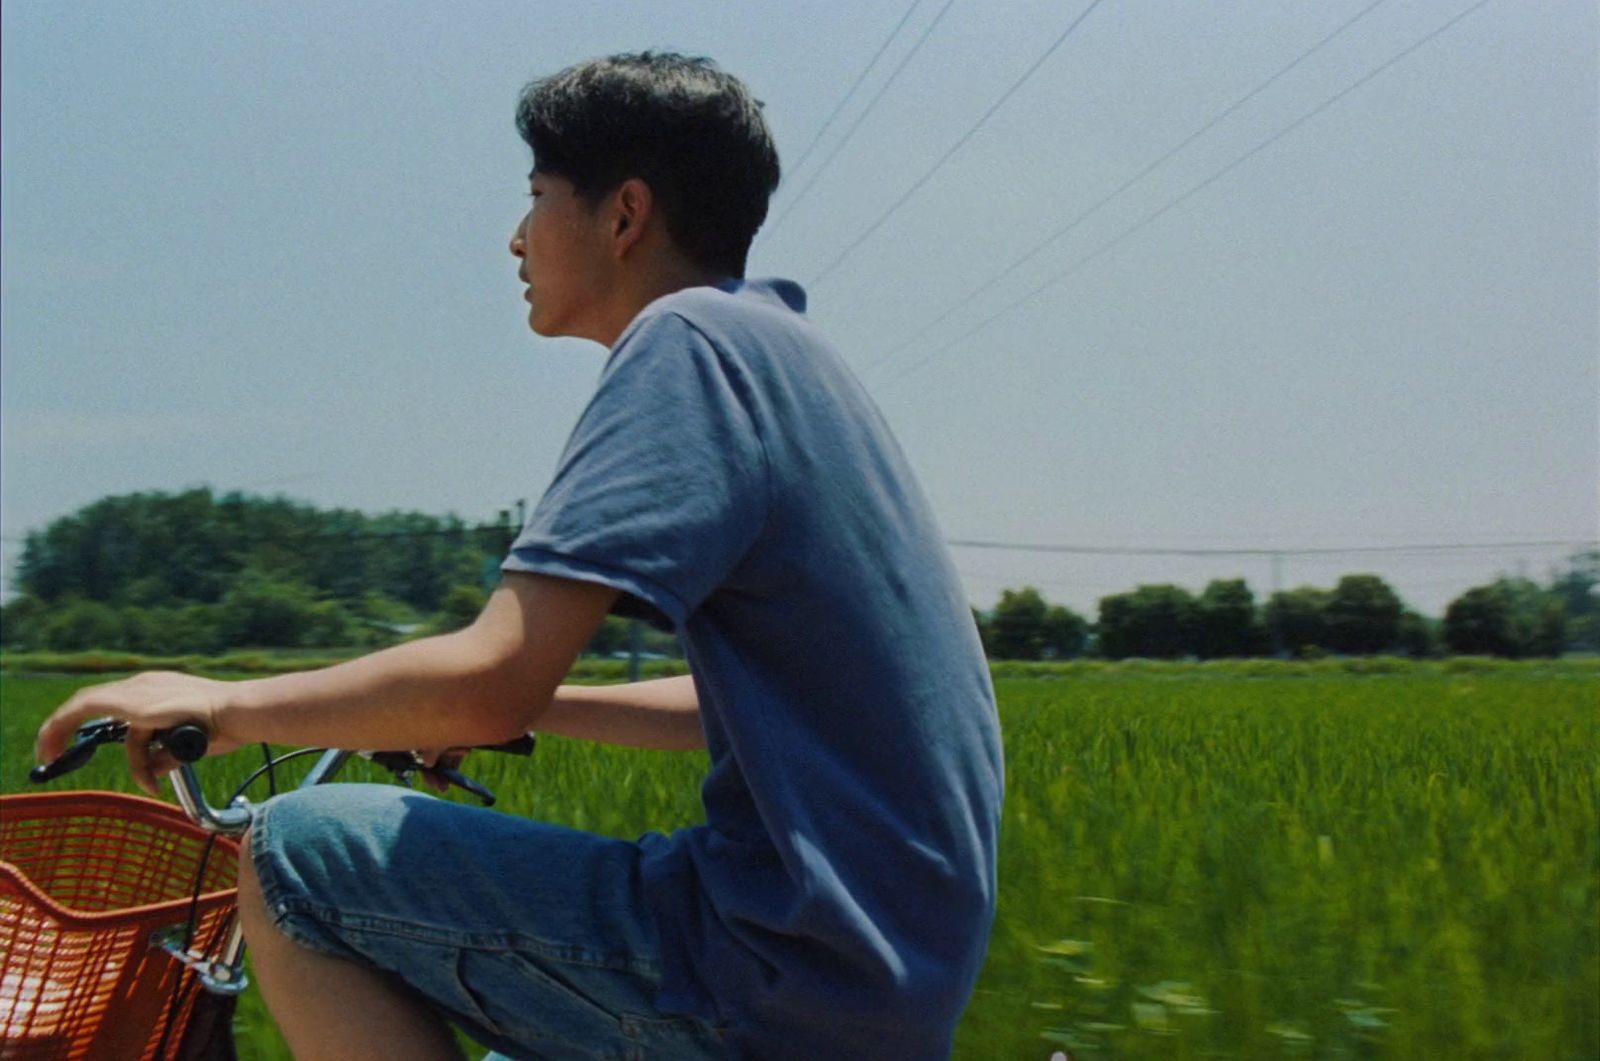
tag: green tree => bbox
[584,615,632,657]
[1194,579,1263,659]
[1548,548,1599,612]
[1097,584,1197,660]
[432,584,488,635]
[1548,549,1599,652]
[1444,584,1516,656]
[217,573,328,648]
[1324,574,1403,655]
[14,488,501,613]
[1395,609,1438,658]
[1444,578,1567,658]
[41,599,125,651]
[105,602,228,654]
[177,604,228,654]
[990,587,1050,660]
[0,596,49,649]
[1041,604,1088,660]
[302,600,361,648]
[1264,586,1330,657]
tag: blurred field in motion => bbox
[4,659,1596,1059]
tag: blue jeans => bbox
[249,784,729,1061]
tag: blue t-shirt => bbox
[503,278,1003,1059]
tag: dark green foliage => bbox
[1097,584,1197,660]
[0,596,49,649]
[1547,548,1598,652]
[1264,586,1330,656]
[586,616,633,657]
[15,488,504,613]
[1194,578,1264,659]
[10,491,1593,663]
[990,588,1048,659]
[41,599,124,651]
[432,584,489,635]
[7,488,508,652]
[1323,574,1403,654]
[1443,584,1511,655]
[1548,548,1599,615]
[1042,604,1088,660]
[209,571,378,651]
[984,588,1087,660]
[1395,609,1438,658]
[1443,578,1568,659]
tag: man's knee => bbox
[235,785,417,935]
[235,825,273,935]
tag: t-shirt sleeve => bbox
[502,310,769,628]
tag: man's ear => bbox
[611,178,653,257]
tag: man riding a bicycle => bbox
[37,52,1003,1061]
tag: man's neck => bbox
[592,260,732,347]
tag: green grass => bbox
[3,664,1596,1059]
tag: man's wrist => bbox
[214,676,268,744]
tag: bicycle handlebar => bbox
[27,719,208,784]
[29,718,537,831]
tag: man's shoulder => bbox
[617,278,848,401]
[640,279,808,343]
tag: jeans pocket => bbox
[442,947,507,1038]
[453,947,636,1060]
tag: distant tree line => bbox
[0,489,682,658]
[2,491,1590,662]
[973,552,1597,661]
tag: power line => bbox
[1,524,517,547]
[861,0,1390,376]
[780,0,925,187]
[806,0,1108,288]
[885,0,1498,388]
[762,0,960,240]
[947,536,1593,558]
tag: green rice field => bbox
[3,660,1596,1059]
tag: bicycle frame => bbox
[157,748,359,995]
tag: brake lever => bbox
[424,765,496,806]
[361,751,498,806]
[30,718,132,783]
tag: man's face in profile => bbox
[510,172,612,341]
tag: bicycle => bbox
[1,718,534,1060]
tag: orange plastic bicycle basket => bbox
[0,791,239,1061]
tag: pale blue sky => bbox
[3,0,1595,617]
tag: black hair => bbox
[516,52,781,277]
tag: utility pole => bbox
[628,619,642,683]
[1269,551,1285,658]
[481,508,514,594]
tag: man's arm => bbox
[540,674,704,750]
[36,572,617,793]
[216,572,618,749]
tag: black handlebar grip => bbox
[29,740,99,784]
[158,724,210,763]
